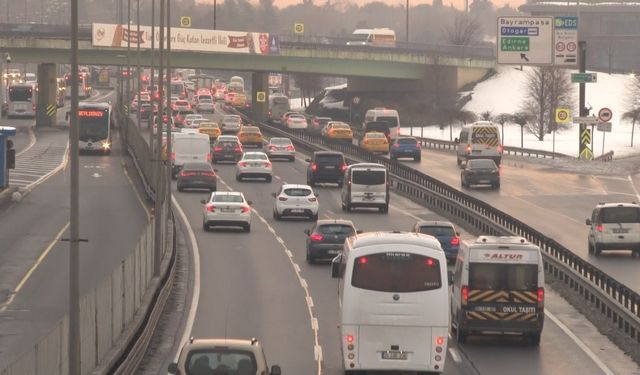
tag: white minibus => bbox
[331,231,449,373]
[170,132,211,178]
[363,108,400,139]
[341,163,389,213]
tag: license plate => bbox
[324,166,336,169]
[381,352,407,360]
[612,228,630,233]
[328,249,339,254]
[291,209,304,213]
[221,208,234,213]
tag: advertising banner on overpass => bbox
[92,23,280,55]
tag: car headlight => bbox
[102,141,111,150]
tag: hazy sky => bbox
[196,0,526,11]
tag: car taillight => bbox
[450,237,460,246]
[465,144,472,153]
[206,204,215,212]
[537,287,545,307]
[497,145,504,153]
[214,146,222,152]
[310,163,317,172]
[206,153,212,162]
[461,285,468,306]
[308,197,317,202]
[278,196,288,201]
[180,171,196,177]
[287,145,295,151]
[265,162,272,168]
[416,142,421,148]
[310,233,323,241]
[238,161,248,167]
[201,172,216,177]
[435,336,445,346]
[341,164,348,172]
[393,143,400,148]
[234,146,242,153]
[596,225,603,232]
[241,206,250,213]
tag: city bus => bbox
[7,83,37,118]
[332,231,449,373]
[170,80,187,99]
[69,102,113,155]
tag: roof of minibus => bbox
[79,101,110,110]
[347,231,442,254]
[347,162,386,170]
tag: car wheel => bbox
[273,210,281,220]
[380,204,389,214]
[310,213,318,221]
[337,180,344,188]
[415,156,421,162]
[236,174,242,181]
[177,186,184,192]
[289,156,295,162]
[306,249,314,264]
[456,315,468,344]
[202,220,208,231]
[595,244,603,256]
[527,332,541,346]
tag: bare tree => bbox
[443,13,483,46]
[479,110,492,121]
[623,74,640,146]
[520,67,573,141]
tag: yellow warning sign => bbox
[256,91,266,103]
[294,23,304,34]
[580,128,591,145]
[555,108,571,124]
[46,104,57,117]
[180,16,192,28]
[579,147,593,160]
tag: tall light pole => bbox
[154,0,165,277]
[405,0,409,43]
[136,0,141,128]
[126,0,131,114]
[149,0,155,151]
[69,0,81,371]
[213,0,217,30]
[165,0,172,210]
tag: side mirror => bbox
[356,230,363,234]
[305,158,311,163]
[271,192,277,198]
[200,199,207,204]
[454,137,459,143]
[585,218,591,226]
[448,270,454,285]
[167,363,178,374]
[456,232,461,236]
[331,255,342,279]
[304,229,311,235]
[270,365,282,375]
[314,193,319,197]
[247,200,253,205]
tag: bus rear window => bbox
[352,170,385,185]
[376,116,398,127]
[468,263,537,291]
[9,87,32,101]
[351,252,442,292]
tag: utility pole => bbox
[578,40,591,159]
[126,0,131,113]
[405,0,409,43]
[69,0,81,371]
[136,0,141,129]
[149,0,155,152]
[154,0,165,277]
[166,0,172,218]
[213,0,217,30]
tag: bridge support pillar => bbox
[36,63,57,127]
[251,72,268,123]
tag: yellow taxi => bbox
[232,93,247,108]
[237,125,264,147]
[322,121,353,141]
[360,131,389,153]
[198,122,221,143]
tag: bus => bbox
[7,83,37,118]
[73,102,113,155]
[170,80,187,99]
[331,231,449,374]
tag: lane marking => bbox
[173,195,201,361]
[0,222,70,312]
[448,347,462,363]
[121,161,151,220]
[545,310,615,375]
[16,126,36,157]
[628,175,640,201]
[22,141,70,193]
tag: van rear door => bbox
[174,135,211,166]
[350,168,387,203]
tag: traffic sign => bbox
[574,116,599,124]
[596,122,612,132]
[180,16,192,28]
[554,16,578,66]
[598,107,613,122]
[256,91,266,103]
[294,23,304,34]
[352,96,360,105]
[571,73,597,83]
[555,108,571,124]
[497,16,553,65]
[579,127,593,160]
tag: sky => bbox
[196,0,527,11]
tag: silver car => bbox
[221,114,242,134]
[196,99,215,113]
[266,137,296,162]
[184,114,205,128]
[236,151,273,182]
[201,191,252,232]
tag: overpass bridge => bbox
[0,23,496,123]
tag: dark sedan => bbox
[412,220,460,264]
[212,139,243,163]
[304,219,359,264]
[177,162,217,192]
[461,158,500,189]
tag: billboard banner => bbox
[92,23,279,55]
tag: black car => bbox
[411,220,460,264]
[461,158,500,189]
[304,219,359,263]
[177,162,217,192]
[212,140,243,163]
[139,103,153,120]
[306,151,347,187]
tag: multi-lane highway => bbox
[143,105,638,375]
[0,89,149,366]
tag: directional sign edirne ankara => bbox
[497,16,553,65]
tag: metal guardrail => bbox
[233,110,640,348]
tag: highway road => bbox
[0,89,148,366]
[143,105,637,375]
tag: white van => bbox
[347,28,397,47]
[171,132,211,178]
[450,236,545,345]
[331,231,449,373]
[363,108,400,139]
[454,121,503,166]
[341,163,389,213]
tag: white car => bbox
[272,184,319,221]
[201,191,252,232]
[184,114,205,128]
[265,137,295,161]
[217,135,240,143]
[236,151,273,182]
[221,114,243,134]
[196,99,215,113]
[285,114,308,130]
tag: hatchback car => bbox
[285,113,308,130]
[265,137,295,161]
[272,184,319,221]
[221,114,243,134]
[461,158,500,189]
[306,151,347,187]
[236,152,273,182]
[586,202,640,256]
[411,220,460,263]
[212,139,243,163]
[198,122,221,143]
[173,99,191,112]
[196,98,215,113]
[237,126,264,148]
[360,131,389,153]
[390,136,421,161]
[177,162,217,192]
[168,338,281,375]
[304,219,358,263]
[201,191,252,232]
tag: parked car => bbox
[390,136,421,161]
[272,184,319,221]
[304,219,358,263]
[177,162,217,193]
[460,158,500,189]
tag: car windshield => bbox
[468,159,496,169]
[332,123,350,129]
[185,349,256,375]
[270,138,292,145]
[469,263,538,291]
[417,225,455,237]
[601,207,640,223]
[284,188,312,197]
[318,224,354,235]
[211,194,244,203]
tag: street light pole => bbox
[154,0,165,277]
[405,0,409,43]
[166,0,172,212]
[126,0,131,114]
[213,0,217,30]
[136,0,141,128]
[149,0,155,152]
